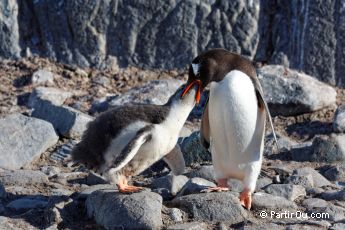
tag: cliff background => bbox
[1,0,344,86]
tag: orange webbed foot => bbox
[201,178,229,193]
[240,189,252,210]
[117,178,143,193]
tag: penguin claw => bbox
[118,185,143,193]
[201,186,229,193]
[239,190,252,210]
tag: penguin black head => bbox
[182,48,257,101]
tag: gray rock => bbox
[150,174,189,196]
[264,184,306,201]
[0,170,49,186]
[0,1,259,69]
[252,192,297,210]
[308,204,345,222]
[178,177,216,196]
[0,113,58,170]
[256,177,272,190]
[306,187,325,196]
[256,0,345,87]
[32,101,93,138]
[40,166,61,177]
[170,192,247,223]
[332,223,345,230]
[293,167,332,187]
[78,184,115,199]
[31,69,54,85]
[86,172,107,185]
[7,198,48,211]
[0,202,4,214]
[50,140,76,162]
[285,175,314,188]
[242,223,284,230]
[185,165,215,182]
[167,222,208,230]
[167,208,183,222]
[179,132,212,166]
[86,190,162,229]
[0,183,5,198]
[109,79,183,106]
[258,65,337,116]
[334,105,345,132]
[323,163,345,181]
[28,87,72,108]
[321,189,345,201]
[302,198,328,210]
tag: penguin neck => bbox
[163,100,194,133]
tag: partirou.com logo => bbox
[259,210,330,220]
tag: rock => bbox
[152,188,173,201]
[1,1,259,69]
[321,189,345,201]
[0,170,49,186]
[86,172,107,185]
[170,192,247,224]
[302,198,328,210]
[32,101,93,138]
[185,165,215,182]
[252,192,297,210]
[0,202,4,214]
[78,184,115,199]
[28,87,72,108]
[86,190,162,229]
[256,0,345,87]
[323,163,345,181]
[179,132,212,166]
[308,204,345,222]
[0,113,58,170]
[0,183,5,198]
[0,216,37,229]
[332,223,345,230]
[256,177,273,190]
[264,184,306,201]
[150,174,189,196]
[7,198,48,211]
[242,223,284,230]
[167,222,209,230]
[31,69,55,85]
[167,208,183,222]
[40,166,61,177]
[108,79,183,106]
[293,167,332,187]
[306,187,325,196]
[285,175,314,188]
[257,65,337,116]
[334,105,345,132]
[50,140,76,162]
[178,177,216,196]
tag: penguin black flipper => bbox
[163,145,185,175]
[111,125,153,172]
[200,97,210,149]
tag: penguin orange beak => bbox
[181,80,201,104]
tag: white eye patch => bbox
[191,63,200,76]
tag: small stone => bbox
[302,198,328,210]
[252,192,297,210]
[28,87,72,108]
[86,190,163,229]
[167,222,209,230]
[50,140,76,162]
[150,174,189,196]
[321,189,345,201]
[256,177,273,190]
[50,188,73,196]
[308,134,345,162]
[77,184,115,199]
[31,69,54,85]
[0,170,49,186]
[0,114,58,170]
[0,202,4,214]
[308,204,345,221]
[168,208,183,222]
[170,192,247,224]
[32,101,94,138]
[285,175,314,187]
[306,187,325,196]
[333,105,345,133]
[323,163,345,181]
[40,166,61,177]
[178,177,216,196]
[185,165,216,182]
[179,132,212,166]
[332,223,345,230]
[242,223,284,230]
[7,198,48,211]
[265,184,306,201]
[0,183,5,198]
[293,167,332,187]
[86,172,107,185]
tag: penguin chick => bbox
[72,84,199,193]
[182,48,278,209]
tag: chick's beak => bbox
[181,80,201,104]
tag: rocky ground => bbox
[1,57,345,229]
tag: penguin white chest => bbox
[208,70,265,180]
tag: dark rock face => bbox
[0,0,259,69]
[256,0,344,86]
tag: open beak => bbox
[181,80,201,104]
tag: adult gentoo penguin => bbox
[72,84,199,193]
[182,48,278,209]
